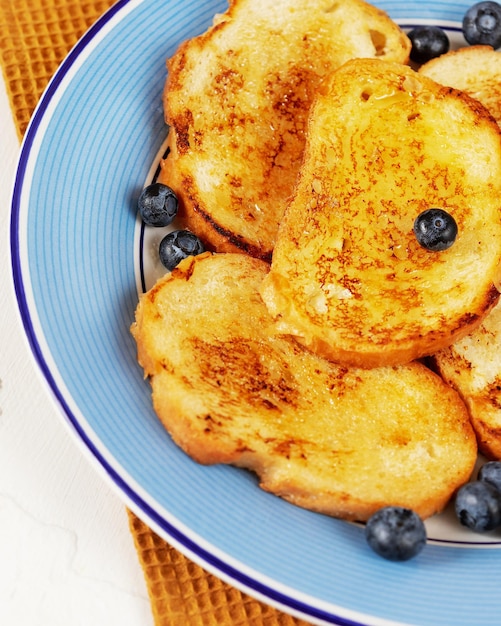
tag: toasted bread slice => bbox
[419,45,501,126]
[131,252,476,521]
[431,300,501,461]
[260,58,501,368]
[159,0,410,262]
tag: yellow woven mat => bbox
[0,1,312,623]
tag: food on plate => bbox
[260,58,501,368]
[413,208,458,252]
[419,45,501,126]
[478,461,501,491]
[364,506,427,561]
[454,480,501,532]
[138,182,178,227]
[158,0,410,262]
[418,42,501,464]
[431,301,501,460]
[407,25,450,64]
[462,1,501,48]
[131,251,477,522]
[133,3,501,559]
[158,229,205,270]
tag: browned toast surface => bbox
[159,0,410,261]
[131,252,476,521]
[432,300,501,461]
[260,58,501,368]
[419,45,501,127]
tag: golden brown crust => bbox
[160,0,410,260]
[131,252,477,521]
[260,59,501,368]
[419,45,501,127]
[418,47,501,460]
[432,301,501,461]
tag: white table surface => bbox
[0,71,155,626]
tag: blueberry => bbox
[413,208,458,251]
[365,506,426,561]
[408,26,450,64]
[463,1,501,48]
[478,461,501,493]
[455,480,501,532]
[159,229,205,270]
[138,183,178,227]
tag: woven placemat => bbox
[0,1,312,623]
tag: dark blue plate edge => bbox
[7,2,367,625]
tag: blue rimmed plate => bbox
[10,1,501,624]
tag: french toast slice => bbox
[260,58,501,368]
[131,252,476,521]
[431,300,501,461]
[419,45,501,126]
[159,0,410,262]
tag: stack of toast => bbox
[132,0,501,523]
